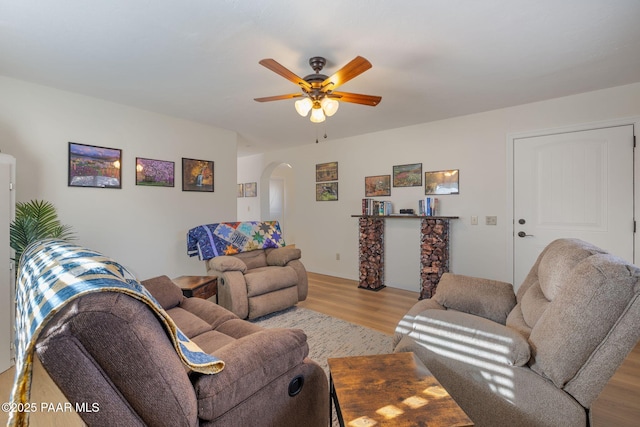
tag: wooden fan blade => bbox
[254,93,304,102]
[329,91,381,106]
[321,56,372,91]
[258,59,312,90]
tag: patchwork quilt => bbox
[187,221,286,260]
[8,239,224,427]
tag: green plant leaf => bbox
[10,199,75,267]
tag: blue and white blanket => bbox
[187,221,286,260]
[8,239,224,426]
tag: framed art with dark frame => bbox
[425,169,459,195]
[365,175,391,197]
[393,163,422,187]
[316,161,338,182]
[316,182,338,201]
[68,142,122,188]
[182,158,214,192]
[135,157,175,187]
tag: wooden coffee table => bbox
[328,352,473,427]
[173,275,218,300]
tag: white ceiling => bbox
[2,1,640,156]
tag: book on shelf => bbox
[361,198,392,216]
[418,197,439,216]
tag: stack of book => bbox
[418,197,438,216]
[362,198,393,216]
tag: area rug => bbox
[251,306,393,373]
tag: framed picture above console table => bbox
[352,215,458,299]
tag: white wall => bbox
[239,82,640,290]
[0,75,238,280]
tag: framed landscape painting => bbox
[135,157,174,187]
[316,161,338,182]
[182,158,214,192]
[365,175,391,197]
[316,182,338,201]
[68,142,122,188]
[393,163,422,187]
[425,169,459,195]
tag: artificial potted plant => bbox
[9,199,75,268]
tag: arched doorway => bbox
[260,162,295,244]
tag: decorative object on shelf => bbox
[315,161,338,182]
[254,56,381,123]
[393,163,422,187]
[237,183,244,198]
[9,199,75,268]
[365,175,391,197]
[244,182,257,197]
[316,182,338,201]
[68,142,122,189]
[425,169,459,195]
[135,157,174,187]
[182,158,214,192]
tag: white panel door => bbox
[513,125,634,288]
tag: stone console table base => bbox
[353,215,457,298]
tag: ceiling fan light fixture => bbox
[321,97,339,117]
[310,105,326,123]
[294,97,313,116]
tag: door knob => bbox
[517,231,534,238]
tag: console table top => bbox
[351,215,459,219]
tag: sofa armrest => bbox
[193,328,309,420]
[217,271,250,319]
[434,273,516,324]
[266,246,301,266]
[209,255,247,273]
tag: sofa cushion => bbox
[141,275,184,310]
[233,250,268,270]
[519,282,550,329]
[410,310,531,366]
[537,238,604,301]
[209,255,247,273]
[266,246,302,266]
[434,273,516,324]
[166,307,212,339]
[244,266,298,297]
[528,253,640,388]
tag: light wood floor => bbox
[1,272,638,426]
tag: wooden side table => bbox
[328,352,473,427]
[173,275,218,300]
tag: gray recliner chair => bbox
[394,238,640,427]
[205,246,308,319]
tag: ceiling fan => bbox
[254,56,382,123]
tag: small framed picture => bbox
[182,158,214,192]
[425,169,459,195]
[237,184,244,197]
[316,182,338,201]
[135,157,175,187]
[244,182,257,197]
[393,163,422,187]
[68,142,122,188]
[316,161,338,182]
[365,175,391,197]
